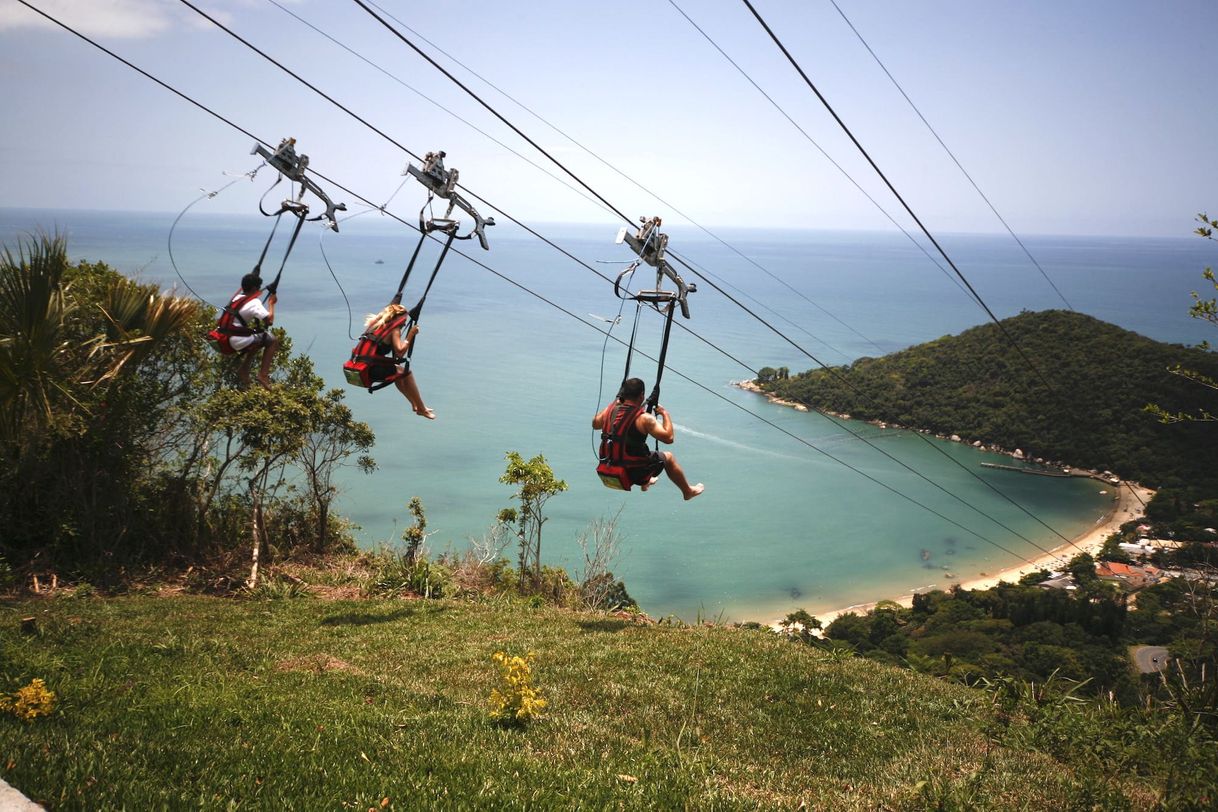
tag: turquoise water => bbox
[3,206,1212,621]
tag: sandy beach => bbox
[735,380,1157,629]
[799,480,1154,628]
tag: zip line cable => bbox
[739,0,1059,397]
[347,0,633,225]
[664,0,975,306]
[261,0,619,222]
[358,0,889,358]
[825,0,1075,312]
[18,0,1065,570]
[181,0,1079,558]
[167,165,264,306]
[729,0,1126,542]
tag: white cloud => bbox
[0,0,174,39]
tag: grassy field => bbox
[0,593,1147,810]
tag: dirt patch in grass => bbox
[307,584,365,601]
[275,654,366,676]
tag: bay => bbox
[2,206,1211,621]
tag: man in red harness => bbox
[593,377,704,500]
[228,273,279,389]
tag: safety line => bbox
[665,0,975,306]
[825,0,1075,312]
[348,0,634,225]
[360,0,890,357]
[739,0,1059,397]
[261,0,618,221]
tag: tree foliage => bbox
[499,451,567,587]
[763,309,1218,489]
[0,235,375,581]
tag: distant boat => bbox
[374,259,385,264]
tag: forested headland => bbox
[759,309,1218,489]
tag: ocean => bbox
[2,205,1213,622]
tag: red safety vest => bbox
[596,401,654,490]
[206,291,260,355]
[343,314,409,390]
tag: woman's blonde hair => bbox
[365,302,407,332]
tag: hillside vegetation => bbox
[762,310,1218,488]
[0,594,1173,810]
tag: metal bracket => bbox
[251,138,347,231]
[618,216,695,319]
[405,151,495,250]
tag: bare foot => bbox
[684,483,705,501]
[639,475,660,492]
[256,375,272,390]
[415,407,436,420]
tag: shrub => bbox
[1,678,56,722]
[488,651,546,725]
[371,551,452,599]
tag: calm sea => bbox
[3,206,1212,621]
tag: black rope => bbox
[264,209,306,295]
[251,211,283,276]
[740,0,1058,396]
[390,231,428,306]
[826,0,1075,312]
[404,227,458,361]
[348,0,635,227]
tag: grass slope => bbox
[765,310,1218,488]
[0,595,1147,809]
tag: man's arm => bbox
[264,293,276,325]
[592,403,613,430]
[643,406,675,444]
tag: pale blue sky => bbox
[1,0,1214,237]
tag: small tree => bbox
[402,496,429,562]
[499,451,567,588]
[290,357,376,553]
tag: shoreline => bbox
[732,380,1155,628]
[798,479,1152,629]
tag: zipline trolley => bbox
[342,150,495,391]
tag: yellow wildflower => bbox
[488,651,546,723]
[5,678,56,722]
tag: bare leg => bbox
[394,371,434,418]
[256,335,278,389]
[662,451,704,500]
[237,350,254,389]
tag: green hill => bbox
[0,594,1174,809]
[763,309,1218,488]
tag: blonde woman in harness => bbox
[355,302,435,419]
[593,377,703,500]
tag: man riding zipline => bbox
[593,377,703,500]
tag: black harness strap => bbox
[251,210,283,277]
[647,299,677,411]
[404,223,458,361]
[390,230,429,306]
[265,208,306,295]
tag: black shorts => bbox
[628,452,666,485]
[239,332,273,351]
[367,359,408,382]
